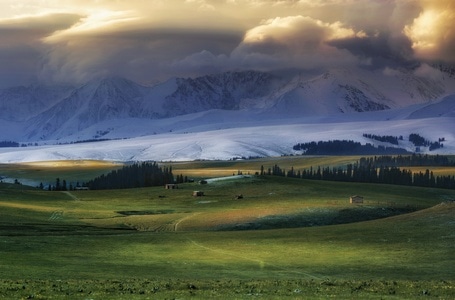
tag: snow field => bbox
[0,116,453,163]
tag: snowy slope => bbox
[0,107,453,163]
[24,77,151,140]
[407,94,455,119]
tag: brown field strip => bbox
[404,166,455,176]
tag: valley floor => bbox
[1,158,455,299]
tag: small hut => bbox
[165,184,178,190]
[350,195,364,204]
[193,191,204,197]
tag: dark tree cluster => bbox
[409,133,444,151]
[45,178,78,191]
[409,133,429,147]
[0,141,38,147]
[86,161,176,190]
[260,155,455,190]
[0,140,19,147]
[56,138,121,145]
[358,154,454,168]
[363,134,400,145]
[293,140,409,155]
[429,141,443,151]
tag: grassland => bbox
[0,160,123,186]
[0,156,454,299]
[168,155,363,178]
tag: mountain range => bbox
[0,65,454,163]
[0,65,454,142]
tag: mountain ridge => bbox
[0,66,454,142]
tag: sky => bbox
[0,0,454,88]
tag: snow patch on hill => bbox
[0,114,453,163]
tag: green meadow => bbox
[0,156,454,299]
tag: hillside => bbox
[0,110,453,163]
[0,173,454,298]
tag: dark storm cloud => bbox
[39,27,243,84]
[0,46,41,88]
[0,13,82,88]
[327,33,415,68]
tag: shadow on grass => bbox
[216,206,418,231]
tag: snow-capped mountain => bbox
[253,67,451,117]
[25,77,149,140]
[0,65,454,142]
[0,84,73,122]
[22,72,285,140]
[162,71,281,116]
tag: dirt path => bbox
[174,212,201,231]
[62,191,79,201]
[48,211,64,221]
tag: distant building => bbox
[165,184,178,189]
[193,191,204,197]
[350,195,364,204]
[75,187,89,190]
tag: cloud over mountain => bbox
[0,0,453,88]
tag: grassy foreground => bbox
[1,157,455,299]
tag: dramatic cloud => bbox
[404,0,455,63]
[230,15,364,70]
[40,28,242,85]
[172,15,366,74]
[0,0,454,87]
[0,13,81,87]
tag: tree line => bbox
[293,140,410,155]
[408,133,444,151]
[357,154,453,167]
[363,133,400,145]
[86,162,179,190]
[260,155,455,190]
[0,140,39,147]
[0,140,20,147]
[44,161,187,191]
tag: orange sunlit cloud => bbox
[404,0,455,62]
[0,0,453,87]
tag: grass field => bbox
[1,157,455,299]
[168,156,363,178]
[0,160,123,187]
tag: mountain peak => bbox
[1,68,454,142]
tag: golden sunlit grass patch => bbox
[405,166,455,176]
[0,160,123,184]
[168,156,363,178]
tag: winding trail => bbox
[174,212,201,231]
[62,191,79,201]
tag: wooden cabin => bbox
[193,191,204,197]
[350,195,364,204]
